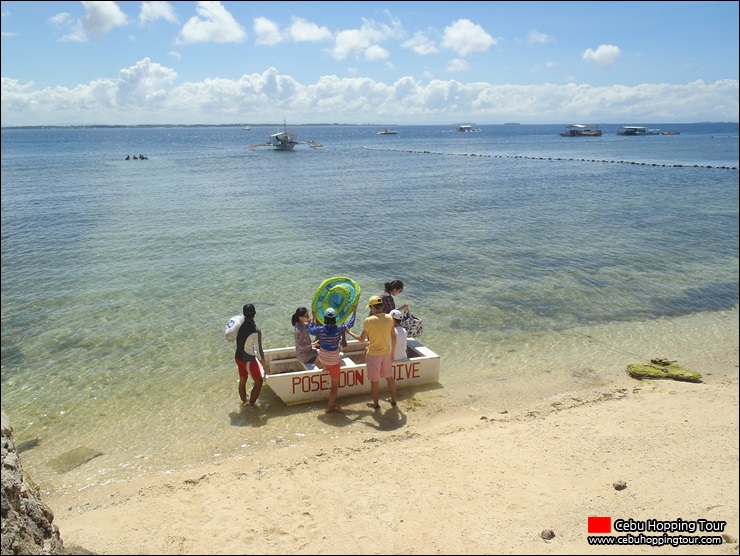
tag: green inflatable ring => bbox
[312,276,362,325]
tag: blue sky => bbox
[1,1,738,126]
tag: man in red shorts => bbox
[234,303,268,408]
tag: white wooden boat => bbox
[268,130,298,150]
[377,129,398,135]
[262,338,440,405]
[248,119,300,151]
[248,120,323,151]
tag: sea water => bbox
[1,123,738,493]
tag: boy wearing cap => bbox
[309,306,357,413]
[234,303,268,408]
[390,309,409,362]
[348,295,397,409]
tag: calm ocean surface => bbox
[2,123,738,492]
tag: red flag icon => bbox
[588,516,612,533]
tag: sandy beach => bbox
[45,353,738,555]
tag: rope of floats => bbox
[361,146,738,170]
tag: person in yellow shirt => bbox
[348,295,397,410]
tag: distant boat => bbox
[661,130,681,135]
[268,129,298,150]
[244,126,251,131]
[617,126,648,136]
[248,119,300,151]
[560,124,602,137]
[455,124,480,132]
[377,129,398,135]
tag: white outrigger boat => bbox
[263,338,440,405]
[248,119,323,151]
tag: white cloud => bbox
[530,60,558,73]
[329,16,404,61]
[176,1,246,45]
[288,17,333,42]
[1,6,14,36]
[79,1,128,37]
[583,44,621,68]
[331,28,370,60]
[447,58,469,72]
[116,57,178,104]
[49,2,128,43]
[49,11,87,43]
[139,1,178,26]
[524,30,552,46]
[1,62,737,126]
[402,31,439,55]
[441,19,497,57]
[253,16,282,46]
[365,45,390,61]
[49,12,73,27]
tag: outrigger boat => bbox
[262,338,440,405]
[248,119,323,151]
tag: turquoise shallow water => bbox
[1,123,738,492]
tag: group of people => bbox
[234,280,409,414]
[124,154,148,160]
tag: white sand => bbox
[46,357,738,555]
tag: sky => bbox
[1,1,738,126]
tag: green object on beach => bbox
[627,358,702,383]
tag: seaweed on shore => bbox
[627,357,702,383]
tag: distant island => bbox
[0,123,357,130]
[2,121,736,130]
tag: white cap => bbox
[324,308,337,318]
[390,309,403,321]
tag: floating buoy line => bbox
[360,146,738,171]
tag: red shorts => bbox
[235,358,261,381]
[323,362,341,381]
[366,353,393,381]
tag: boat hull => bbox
[271,142,297,151]
[560,125,602,137]
[263,339,440,405]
